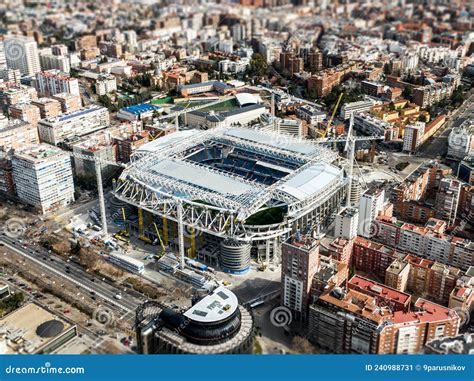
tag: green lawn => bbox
[151,96,175,105]
[199,98,238,112]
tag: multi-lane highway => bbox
[0,234,143,315]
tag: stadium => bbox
[113,125,347,273]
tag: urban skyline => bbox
[0,0,472,357]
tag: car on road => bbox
[114,293,122,300]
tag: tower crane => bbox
[313,112,384,207]
[323,92,344,139]
[65,151,126,238]
[152,222,167,259]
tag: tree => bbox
[248,53,268,79]
[402,86,412,99]
[450,86,465,108]
[0,293,25,316]
[292,336,316,354]
[418,114,428,123]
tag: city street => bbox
[0,235,143,314]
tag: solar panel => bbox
[217,291,229,300]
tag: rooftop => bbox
[121,103,160,116]
[41,104,106,124]
[119,126,342,219]
[349,275,411,305]
[392,298,455,324]
[183,286,238,324]
[0,303,74,354]
[13,144,68,164]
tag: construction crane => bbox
[66,151,126,238]
[152,222,167,258]
[137,208,152,244]
[323,92,344,139]
[314,112,384,207]
[112,207,130,243]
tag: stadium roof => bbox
[223,127,320,156]
[277,163,342,201]
[150,159,257,197]
[118,126,343,219]
[183,286,238,323]
[137,130,196,154]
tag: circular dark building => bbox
[36,320,64,338]
[136,287,254,354]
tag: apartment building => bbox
[39,50,70,73]
[4,35,41,76]
[435,177,462,226]
[0,154,14,195]
[339,99,374,120]
[95,75,117,96]
[413,82,454,108]
[334,207,359,240]
[458,156,474,185]
[403,122,425,153]
[31,97,62,119]
[281,234,320,323]
[348,275,411,312]
[38,105,110,145]
[52,92,82,113]
[296,105,326,126]
[8,103,41,128]
[375,217,473,271]
[385,259,410,292]
[35,70,80,96]
[0,115,39,150]
[361,80,383,97]
[309,288,386,354]
[326,237,353,265]
[280,50,303,76]
[390,161,452,219]
[71,138,117,184]
[12,144,75,214]
[307,69,342,98]
[311,256,348,301]
[0,68,21,84]
[0,85,38,110]
[380,299,459,354]
[449,273,474,312]
[352,236,398,279]
[112,130,150,163]
[309,285,460,354]
[353,113,395,140]
[358,186,385,238]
